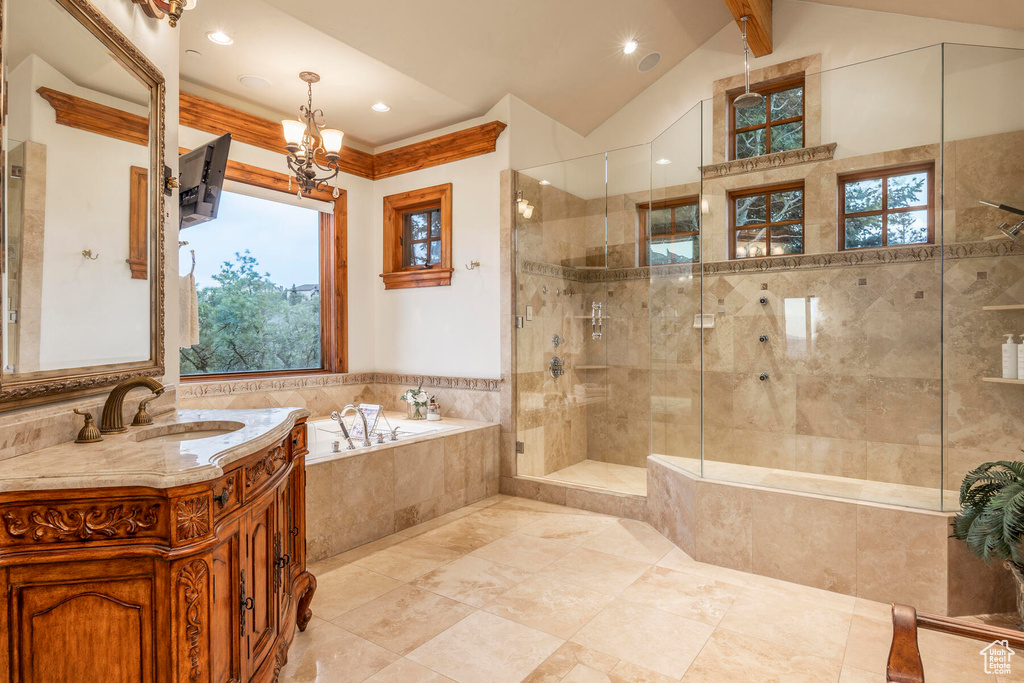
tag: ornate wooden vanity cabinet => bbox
[0,419,315,683]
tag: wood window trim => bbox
[127,166,148,279]
[381,184,453,290]
[837,162,935,251]
[729,181,806,259]
[728,74,805,161]
[637,196,701,266]
[179,153,348,381]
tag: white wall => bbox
[586,0,1024,154]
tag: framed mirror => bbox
[1,0,165,408]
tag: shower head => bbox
[980,199,1024,216]
[734,91,764,109]
[736,17,765,111]
[999,218,1024,244]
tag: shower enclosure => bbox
[513,43,1024,511]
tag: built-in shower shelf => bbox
[575,365,609,370]
[981,377,1024,384]
[982,304,1024,311]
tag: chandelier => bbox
[281,72,344,196]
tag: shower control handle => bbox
[759,335,768,343]
[759,373,769,381]
[759,296,768,305]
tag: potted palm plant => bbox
[952,460,1024,625]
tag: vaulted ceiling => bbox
[179,0,1022,149]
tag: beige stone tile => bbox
[413,555,530,607]
[463,505,551,531]
[717,590,853,661]
[620,566,743,626]
[518,513,617,543]
[581,519,676,565]
[311,564,404,620]
[562,664,613,683]
[838,666,884,683]
[607,660,678,683]
[354,538,464,582]
[655,548,752,587]
[395,440,446,509]
[694,481,752,573]
[745,573,857,612]
[280,622,398,682]
[539,547,651,596]
[334,584,474,655]
[408,611,563,683]
[485,574,615,639]
[415,517,513,553]
[470,532,577,572]
[365,658,456,682]
[682,627,843,682]
[571,600,714,679]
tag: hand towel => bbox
[179,273,200,348]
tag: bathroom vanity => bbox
[0,408,314,683]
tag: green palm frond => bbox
[952,458,1024,566]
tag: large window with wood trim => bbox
[638,197,700,265]
[730,182,804,259]
[839,163,934,250]
[382,184,453,290]
[180,164,347,378]
[731,76,804,160]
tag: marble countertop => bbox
[0,408,310,493]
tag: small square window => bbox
[731,77,805,160]
[730,183,804,259]
[839,164,933,250]
[382,184,453,289]
[402,208,443,268]
[638,197,700,266]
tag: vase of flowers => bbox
[400,384,430,420]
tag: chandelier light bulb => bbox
[320,129,344,155]
[281,119,305,146]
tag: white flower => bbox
[415,391,429,403]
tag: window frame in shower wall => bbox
[728,74,806,161]
[837,162,935,251]
[381,183,454,290]
[637,196,701,266]
[728,181,806,259]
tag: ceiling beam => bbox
[722,0,773,57]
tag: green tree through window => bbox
[840,165,932,250]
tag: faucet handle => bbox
[131,393,160,426]
[73,409,103,444]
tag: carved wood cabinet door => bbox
[8,560,157,683]
[210,516,243,683]
[242,489,279,679]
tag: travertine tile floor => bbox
[544,461,648,496]
[283,495,1021,683]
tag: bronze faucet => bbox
[100,377,165,434]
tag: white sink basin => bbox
[129,421,245,443]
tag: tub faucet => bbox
[333,405,371,448]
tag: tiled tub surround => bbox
[304,413,500,563]
[179,372,501,424]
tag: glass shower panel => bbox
[649,103,705,476]
[941,44,1024,511]
[698,46,944,509]
[514,153,607,480]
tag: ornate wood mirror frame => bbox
[0,0,166,409]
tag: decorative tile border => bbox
[519,259,587,282]
[179,372,500,399]
[701,143,837,179]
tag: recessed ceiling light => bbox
[184,49,202,58]
[623,39,638,55]
[371,102,391,112]
[238,74,271,89]
[655,158,672,165]
[637,52,662,73]
[539,180,551,185]
[206,31,233,45]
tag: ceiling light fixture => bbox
[281,72,344,196]
[206,31,233,45]
[515,190,535,219]
[623,39,638,55]
[539,180,551,186]
[655,158,671,165]
[371,102,391,112]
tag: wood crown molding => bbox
[723,0,772,57]
[179,92,506,181]
[36,87,149,146]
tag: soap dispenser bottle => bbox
[1004,334,1020,379]
[1017,335,1024,379]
